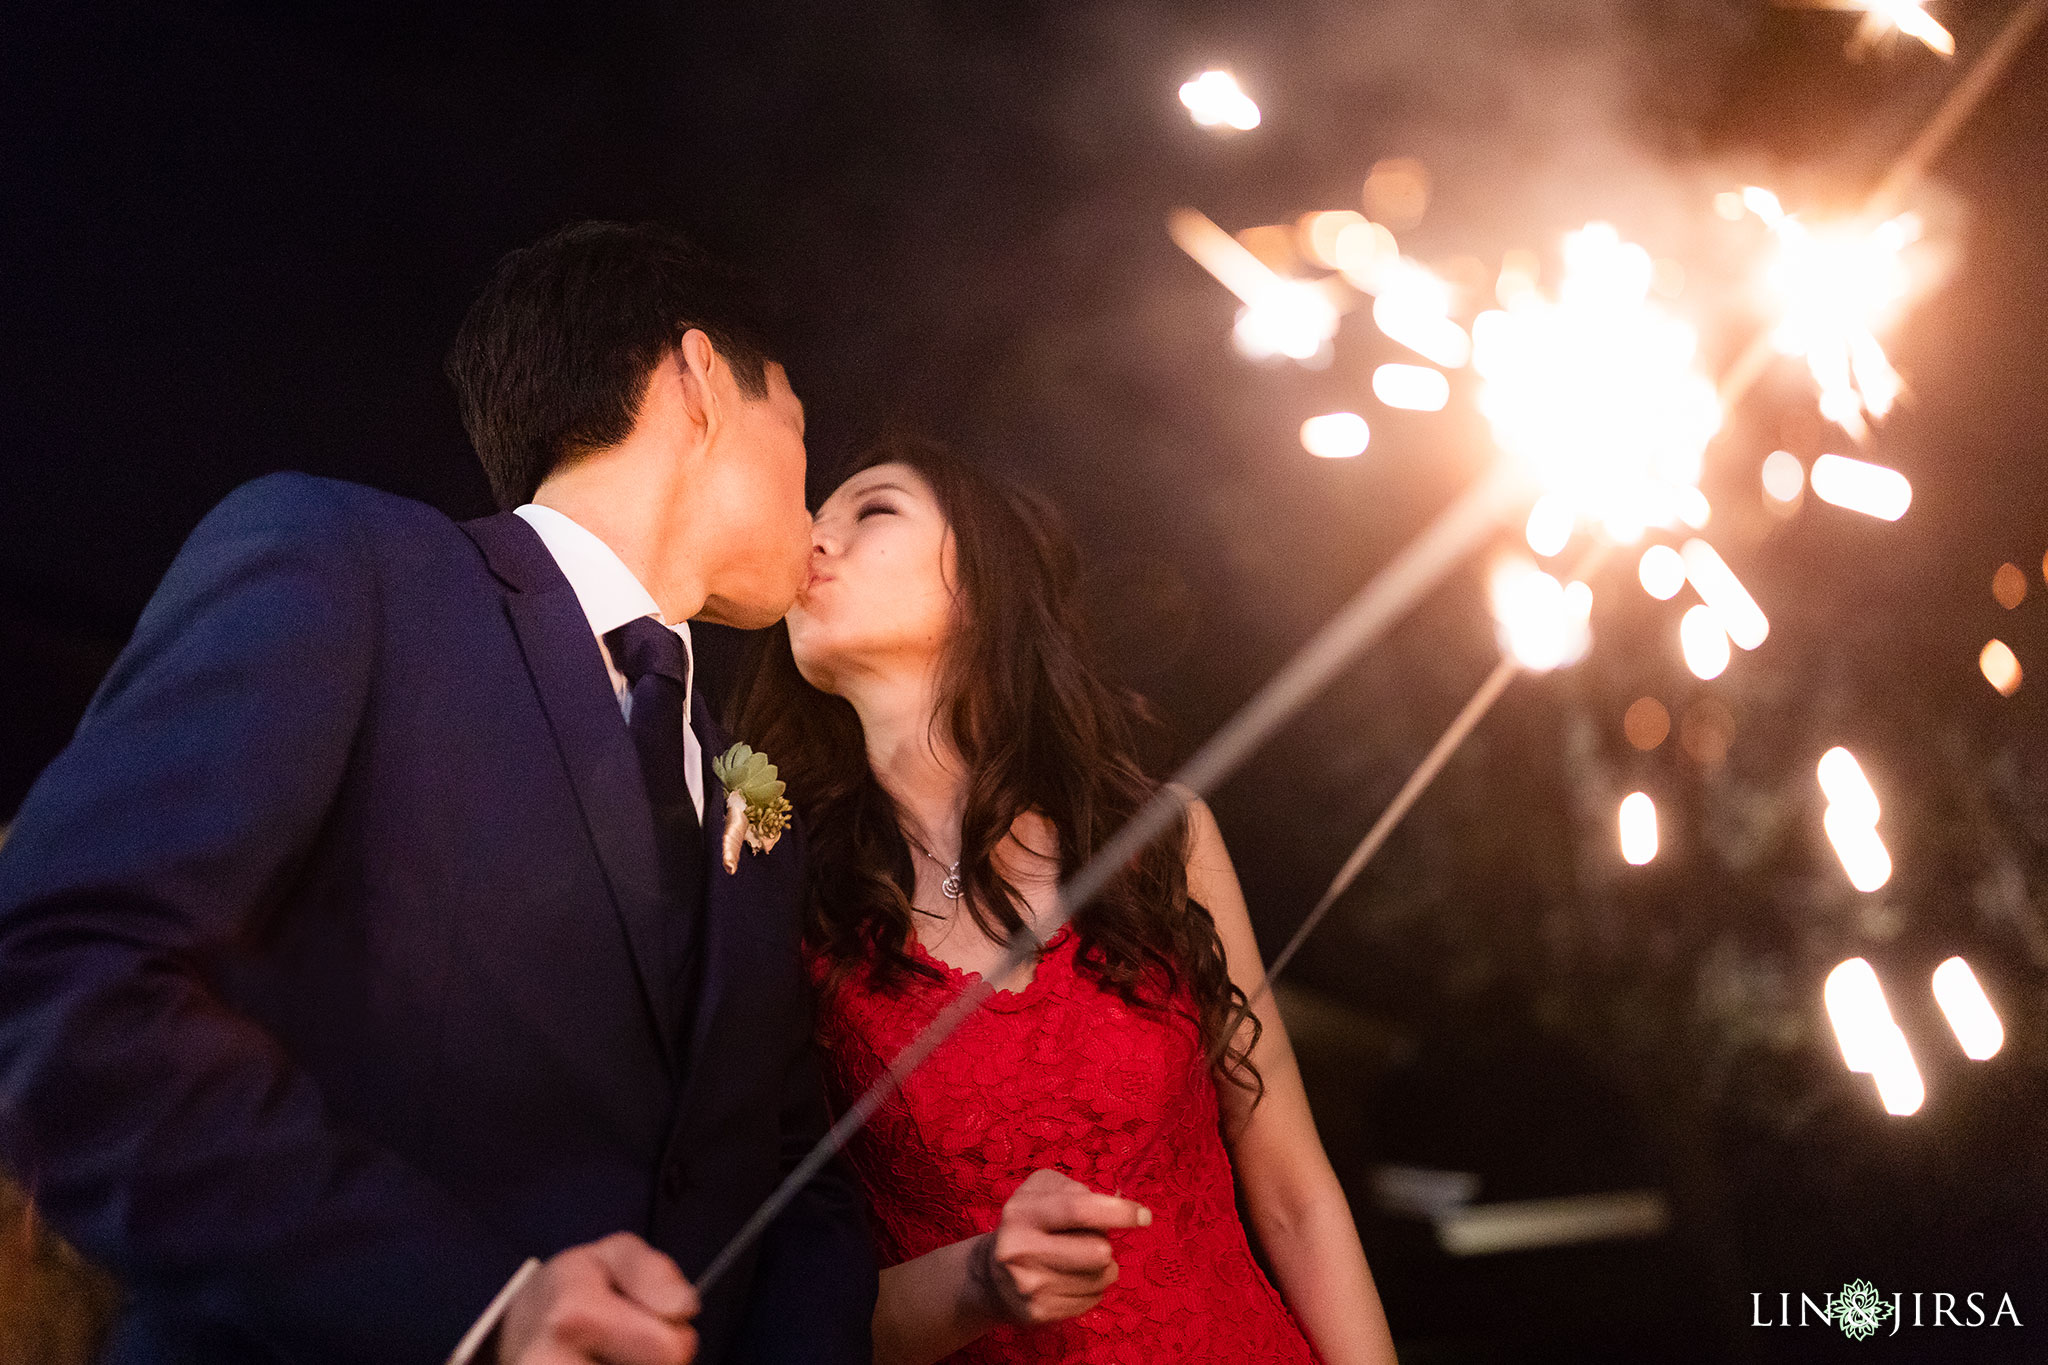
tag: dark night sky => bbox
[5,2,2048,1358]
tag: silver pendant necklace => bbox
[904,831,965,901]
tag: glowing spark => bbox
[1168,209,1342,364]
[1179,70,1262,130]
[1761,450,1805,503]
[1473,223,1721,544]
[1489,558,1591,672]
[1846,0,1957,57]
[1817,747,1882,826]
[1932,958,2003,1060]
[1373,363,1450,411]
[1334,220,1401,292]
[1637,544,1686,600]
[1816,749,1891,890]
[1372,258,1471,368]
[1524,495,1575,557]
[1825,958,1924,1115]
[1746,190,1923,438]
[1810,453,1912,520]
[1680,540,1769,650]
[1979,639,2022,696]
[1619,792,1659,865]
[1679,605,1731,681]
[1301,412,1371,459]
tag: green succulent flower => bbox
[713,743,787,811]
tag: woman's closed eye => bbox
[856,501,897,520]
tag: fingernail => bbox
[1136,1206,1153,1227]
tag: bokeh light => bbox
[1680,604,1730,680]
[1373,363,1450,411]
[1825,958,1924,1116]
[1761,449,1805,504]
[1619,792,1659,865]
[1932,957,2004,1060]
[1178,69,1261,130]
[1979,639,2022,696]
[1991,562,2027,609]
[1810,453,1912,520]
[1623,697,1671,750]
[1300,411,1371,459]
[1637,544,1686,600]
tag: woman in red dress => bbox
[733,438,1396,1365]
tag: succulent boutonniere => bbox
[712,743,793,873]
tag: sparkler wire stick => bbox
[693,468,1525,1294]
[1113,544,1608,1187]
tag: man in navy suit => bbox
[0,222,876,1364]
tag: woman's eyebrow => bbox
[848,481,911,499]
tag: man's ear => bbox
[672,329,723,443]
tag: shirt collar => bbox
[513,503,693,700]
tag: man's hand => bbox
[496,1233,700,1365]
[973,1169,1151,1328]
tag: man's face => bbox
[695,360,812,629]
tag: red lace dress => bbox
[810,924,1323,1364]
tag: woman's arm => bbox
[1184,797,1400,1365]
[872,1170,1149,1365]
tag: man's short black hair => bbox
[446,221,778,511]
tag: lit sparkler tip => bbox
[1489,558,1590,672]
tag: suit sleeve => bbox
[728,1032,878,1365]
[0,475,524,1364]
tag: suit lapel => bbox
[686,695,735,1067]
[460,511,678,1071]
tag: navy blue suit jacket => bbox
[0,474,875,1364]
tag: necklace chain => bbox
[903,830,965,903]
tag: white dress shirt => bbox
[445,505,708,1364]
[512,503,704,821]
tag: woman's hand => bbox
[971,1169,1151,1327]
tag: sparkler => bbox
[698,0,2048,1288]
[1785,0,1958,57]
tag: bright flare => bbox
[1932,958,2003,1060]
[1473,223,1722,544]
[1761,450,1805,503]
[1168,209,1342,364]
[1824,805,1893,892]
[1810,453,1912,520]
[1747,191,1924,438]
[1846,1,1957,57]
[1525,495,1575,557]
[1637,544,1686,600]
[1979,639,2022,696]
[1373,364,1450,411]
[1619,792,1659,865]
[1301,412,1371,459]
[1490,558,1591,672]
[1179,70,1261,130]
[1824,958,1924,1116]
[1680,604,1731,680]
[1817,747,1881,826]
[1371,258,1470,368]
[1680,540,1769,650]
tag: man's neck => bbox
[531,452,708,624]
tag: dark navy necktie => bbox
[604,615,706,1059]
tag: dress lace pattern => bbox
[811,926,1322,1364]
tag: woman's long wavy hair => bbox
[729,435,1261,1101]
